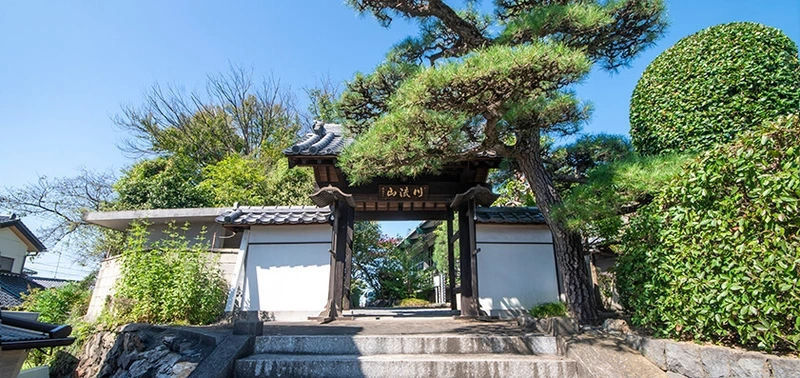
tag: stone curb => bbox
[622,334,800,378]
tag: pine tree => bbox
[338,0,667,322]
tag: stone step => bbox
[236,353,577,378]
[254,335,557,356]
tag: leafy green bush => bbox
[17,274,95,370]
[529,302,567,318]
[617,114,800,352]
[18,279,92,324]
[398,298,431,307]
[104,222,227,326]
[630,22,800,156]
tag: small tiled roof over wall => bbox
[216,206,332,226]
[475,207,546,224]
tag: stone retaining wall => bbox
[76,324,216,378]
[623,334,799,378]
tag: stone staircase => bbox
[235,334,578,378]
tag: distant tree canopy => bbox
[630,22,800,155]
[112,68,315,210]
[1,68,317,266]
[337,0,667,323]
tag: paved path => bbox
[262,317,537,336]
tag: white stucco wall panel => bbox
[247,224,331,244]
[241,224,332,321]
[476,224,559,318]
[475,223,552,244]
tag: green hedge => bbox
[630,22,800,156]
[617,113,800,352]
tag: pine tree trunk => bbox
[516,130,598,324]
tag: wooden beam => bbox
[354,211,449,221]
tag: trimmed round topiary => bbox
[630,22,800,155]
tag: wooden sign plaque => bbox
[378,185,429,200]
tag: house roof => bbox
[0,272,45,309]
[216,206,332,226]
[0,214,47,252]
[29,276,72,290]
[475,206,546,224]
[84,207,229,231]
[284,122,352,157]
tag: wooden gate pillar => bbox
[457,199,479,317]
[311,186,356,322]
[452,185,498,317]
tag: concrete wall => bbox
[143,222,239,249]
[476,224,559,318]
[86,255,122,320]
[0,228,29,273]
[240,224,332,321]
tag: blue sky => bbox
[1,1,798,279]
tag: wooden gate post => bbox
[458,200,479,317]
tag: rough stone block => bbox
[699,345,732,378]
[666,372,687,378]
[769,356,800,378]
[171,362,198,378]
[641,338,667,371]
[625,334,643,351]
[730,352,768,378]
[602,318,631,334]
[666,341,703,378]
[233,320,264,336]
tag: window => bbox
[0,256,13,272]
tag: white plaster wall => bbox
[0,228,29,273]
[476,224,560,318]
[241,224,332,321]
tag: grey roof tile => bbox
[285,122,352,156]
[475,207,546,224]
[0,272,45,308]
[216,206,332,226]
[29,277,72,290]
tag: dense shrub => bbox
[104,222,227,325]
[398,298,431,307]
[617,114,800,352]
[529,302,567,318]
[17,274,95,370]
[630,22,800,156]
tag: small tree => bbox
[337,0,667,322]
[630,22,800,155]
